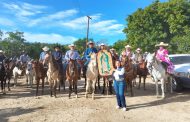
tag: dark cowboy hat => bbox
[54,45,61,49]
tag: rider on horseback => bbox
[53,45,62,67]
[134,48,144,68]
[39,46,50,63]
[155,42,174,74]
[20,51,30,65]
[65,44,81,79]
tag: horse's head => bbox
[68,59,77,75]
[146,53,156,72]
[89,53,97,67]
[44,52,53,64]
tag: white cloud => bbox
[24,32,77,44]
[3,2,47,17]
[0,18,14,26]
[29,9,78,26]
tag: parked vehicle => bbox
[169,54,190,91]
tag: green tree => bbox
[123,0,190,53]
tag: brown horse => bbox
[45,53,62,97]
[121,56,137,97]
[3,58,16,91]
[32,60,47,96]
[66,59,78,98]
[137,60,148,90]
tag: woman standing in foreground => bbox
[113,60,128,111]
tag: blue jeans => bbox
[114,80,126,108]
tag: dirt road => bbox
[0,77,190,122]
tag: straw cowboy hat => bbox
[87,41,94,45]
[136,48,141,51]
[100,43,105,46]
[155,42,169,47]
[42,46,50,52]
[68,44,75,47]
[125,45,131,48]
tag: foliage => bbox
[122,0,190,53]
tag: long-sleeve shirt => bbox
[65,50,80,61]
[20,54,30,63]
[0,55,6,62]
[39,52,47,62]
[113,67,125,81]
[84,47,98,59]
[53,51,62,64]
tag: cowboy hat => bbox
[125,45,131,48]
[155,42,168,47]
[68,44,75,47]
[100,43,105,46]
[54,45,61,49]
[136,48,141,51]
[87,41,94,45]
[0,50,4,53]
[42,46,50,52]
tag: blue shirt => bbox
[84,47,98,59]
[20,54,30,63]
[39,52,47,61]
[53,51,62,63]
[65,50,80,61]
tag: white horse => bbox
[26,61,34,87]
[146,53,173,98]
[85,53,98,100]
[13,66,22,87]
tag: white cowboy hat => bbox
[100,43,105,46]
[136,48,141,51]
[68,44,75,47]
[42,46,50,51]
[110,48,115,51]
[125,45,131,48]
[155,42,168,47]
[87,41,94,45]
[0,50,4,53]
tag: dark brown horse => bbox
[0,61,6,94]
[137,60,148,90]
[121,56,137,97]
[32,60,47,96]
[66,59,78,98]
[3,58,16,91]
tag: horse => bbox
[85,53,98,100]
[66,59,79,98]
[3,57,16,91]
[44,53,62,97]
[136,60,148,90]
[12,65,22,87]
[0,61,6,94]
[146,53,173,98]
[26,60,34,88]
[121,56,137,97]
[32,60,46,96]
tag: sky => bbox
[0,0,168,45]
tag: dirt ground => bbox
[0,76,190,122]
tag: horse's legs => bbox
[101,78,105,94]
[109,80,113,95]
[85,79,89,98]
[143,76,146,90]
[161,79,165,98]
[50,81,53,97]
[170,76,173,93]
[36,79,39,96]
[54,80,57,98]
[155,79,159,98]
[138,76,141,89]
[92,80,96,100]
[42,79,44,95]
[8,78,11,91]
[130,80,134,97]
[68,81,72,98]
[74,80,78,98]
[98,76,101,90]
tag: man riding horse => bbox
[0,50,6,62]
[64,44,81,79]
[83,41,98,77]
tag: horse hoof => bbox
[76,95,78,98]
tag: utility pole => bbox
[86,16,92,48]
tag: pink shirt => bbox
[156,49,169,62]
